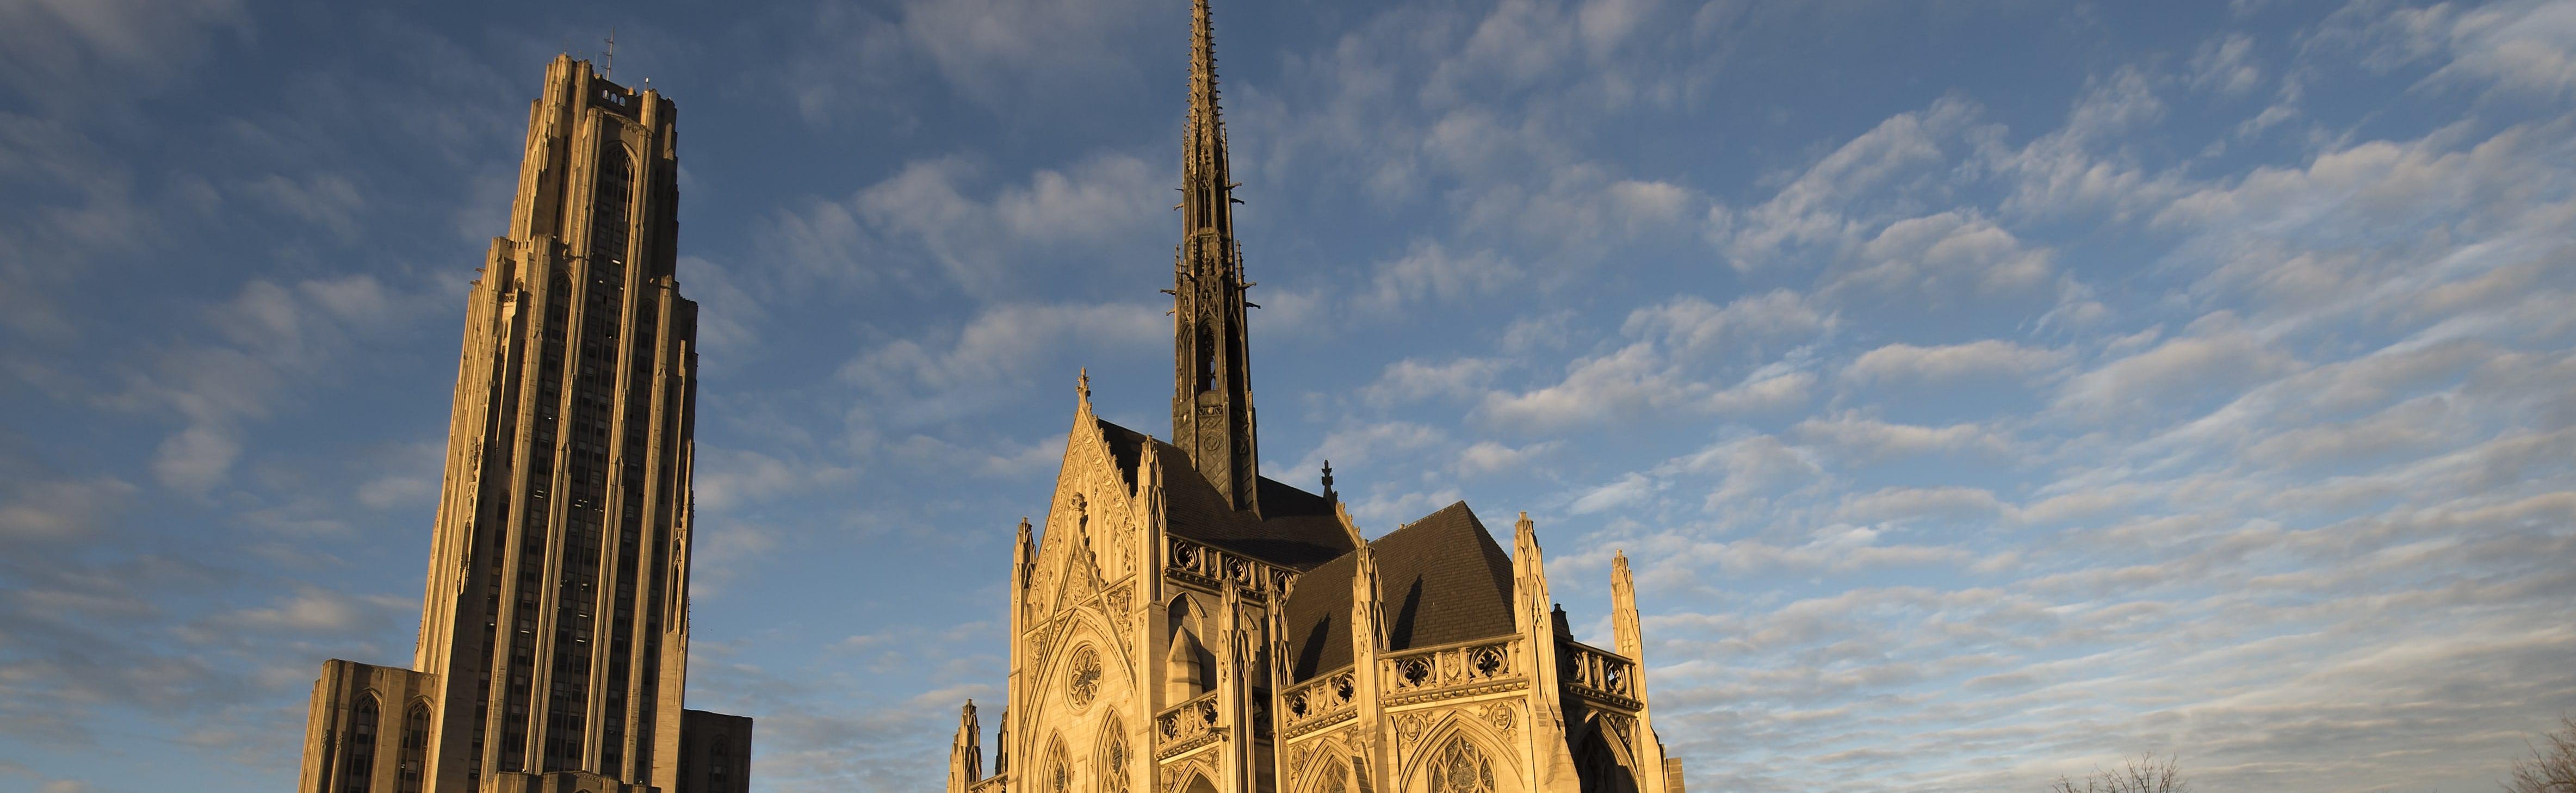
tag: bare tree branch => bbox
[2048,753,2189,793]
[2505,717,2576,793]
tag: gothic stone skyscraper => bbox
[295,55,752,793]
[942,4,1684,793]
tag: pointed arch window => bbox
[398,702,430,793]
[343,694,380,793]
[1044,738,1072,793]
[1427,739,1495,793]
[1097,715,1129,793]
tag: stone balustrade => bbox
[1560,641,1639,707]
[1165,538,1291,594]
[1379,637,1522,705]
[1155,690,1223,758]
[1279,667,1358,736]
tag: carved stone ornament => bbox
[1066,644,1103,709]
[1030,623,1060,672]
[1483,703,1515,738]
[1106,583,1133,622]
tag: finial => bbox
[1078,367,1092,402]
[1320,459,1335,497]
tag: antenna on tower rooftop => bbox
[603,27,616,78]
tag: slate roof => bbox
[1094,418,1356,571]
[1280,501,1518,682]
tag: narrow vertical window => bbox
[343,695,380,793]
[399,703,430,793]
[1196,324,1217,393]
[1096,716,1128,793]
[591,146,635,281]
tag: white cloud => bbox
[1349,487,1466,530]
[774,0,1161,123]
[696,448,860,513]
[1353,240,1520,315]
[1667,434,1824,508]
[1363,357,1507,406]
[1572,472,1656,514]
[1478,343,1688,429]
[1457,439,1553,477]
[2190,32,2264,96]
[840,300,1162,425]
[1623,289,1834,360]
[107,275,441,495]
[1983,66,2179,220]
[2245,392,2467,468]
[832,153,1167,297]
[1714,96,1982,268]
[0,0,244,114]
[1652,528,1978,579]
[239,171,363,240]
[1844,339,2066,385]
[1837,210,2055,297]
[1794,413,2011,463]
[1704,369,1815,415]
[2055,319,2295,416]
[2315,0,2576,99]
[215,586,389,634]
[0,477,138,542]
[1295,421,1447,476]
[1834,486,2007,524]
[151,425,240,494]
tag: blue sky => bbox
[3,0,2573,791]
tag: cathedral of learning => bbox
[293,55,753,793]
[940,3,1682,793]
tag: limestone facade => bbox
[945,4,1681,793]
[674,711,754,793]
[294,54,750,793]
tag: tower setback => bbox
[295,54,751,793]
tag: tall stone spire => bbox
[1171,0,1259,512]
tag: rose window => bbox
[1066,645,1103,708]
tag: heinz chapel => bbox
[291,2,1678,792]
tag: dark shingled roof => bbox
[1094,418,1356,571]
[1280,501,1518,682]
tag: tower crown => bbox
[1171,0,1259,512]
